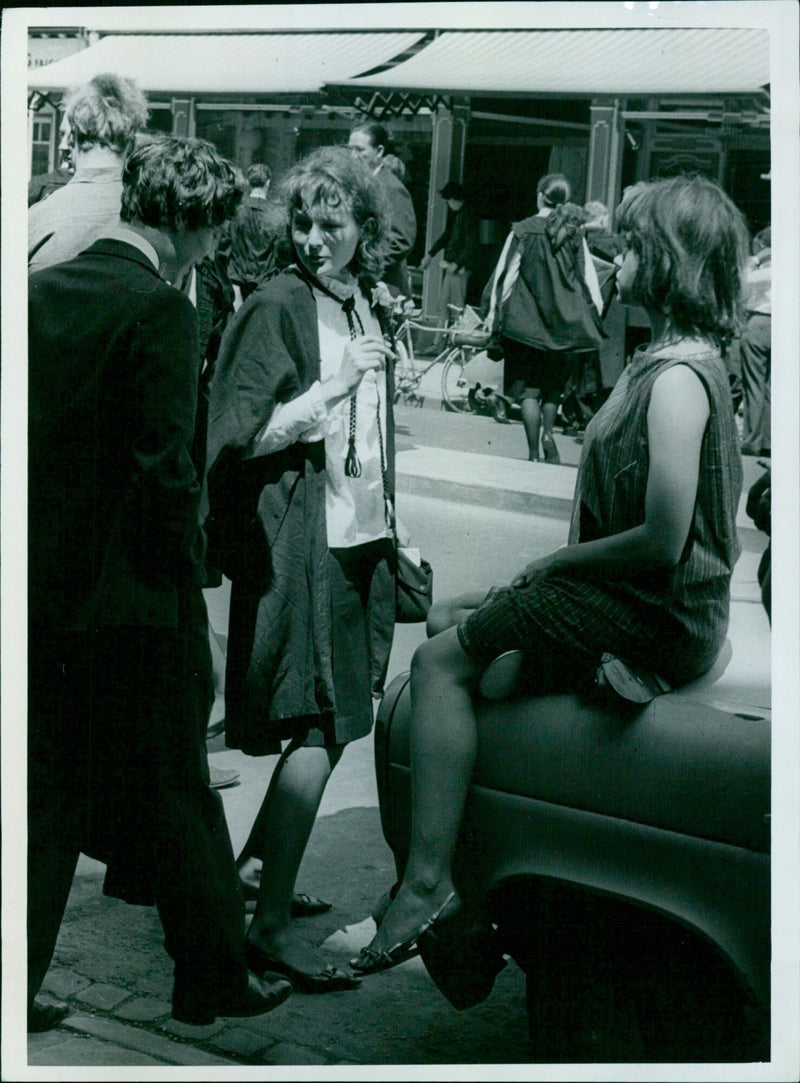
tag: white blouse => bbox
[246,284,391,549]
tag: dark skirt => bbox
[501,336,580,400]
[225,537,395,754]
[458,573,720,692]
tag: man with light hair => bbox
[28,72,149,272]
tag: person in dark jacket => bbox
[27,135,292,1032]
[421,180,479,350]
[224,162,285,306]
[205,147,397,994]
[348,120,417,296]
[486,173,604,463]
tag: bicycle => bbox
[391,300,492,412]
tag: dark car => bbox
[373,638,770,1062]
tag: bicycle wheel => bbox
[393,339,422,406]
[441,347,471,412]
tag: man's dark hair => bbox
[246,163,272,190]
[121,136,244,231]
[350,120,391,154]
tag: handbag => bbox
[395,546,434,624]
[374,386,434,623]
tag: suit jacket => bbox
[375,164,417,295]
[28,238,205,634]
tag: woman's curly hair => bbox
[616,174,750,345]
[278,146,390,279]
[121,135,243,231]
[63,73,149,155]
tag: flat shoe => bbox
[350,890,458,976]
[28,998,70,1032]
[371,882,400,929]
[246,942,361,994]
[209,766,240,789]
[172,970,292,1026]
[240,880,333,918]
[291,892,333,918]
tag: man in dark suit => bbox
[348,120,417,296]
[27,135,292,1031]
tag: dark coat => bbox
[375,165,417,295]
[28,239,205,634]
[429,203,479,272]
[205,267,396,754]
[501,214,604,353]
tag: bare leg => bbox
[540,400,558,441]
[520,393,542,460]
[245,740,343,972]
[357,626,482,956]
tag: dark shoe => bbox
[209,766,240,789]
[541,435,561,464]
[28,997,70,1032]
[246,942,361,993]
[595,653,671,705]
[172,969,292,1026]
[418,913,508,1010]
[240,878,332,918]
[291,892,333,918]
[351,890,458,975]
[206,717,226,740]
[490,395,509,424]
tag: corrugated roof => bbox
[27,32,428,95]
[336,28,770,95]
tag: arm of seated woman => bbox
[513,364,710,586]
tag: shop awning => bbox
[333,28,770,96]
[27,31,429,96]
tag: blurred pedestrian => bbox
[28,73,148,272]
[353,173,747,982]
[739,227,771,456]
[225,162,285,308]
[27,135,293,1031]
[420,181,479,350]
[348,120,417,296]
[205,146,397,994]
[485,173,604,462]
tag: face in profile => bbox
[614,246,640,306]
[291,198,360,281]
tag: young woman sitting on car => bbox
[351,174,749,976]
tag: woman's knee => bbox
[411,627,478,689]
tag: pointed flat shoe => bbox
[246,942,361,994]
[350,890,458,976]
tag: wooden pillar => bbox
[586,99,624,224]
[422,99,469,319]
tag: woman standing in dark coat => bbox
[489,173,604,463]
[206,147,396,992]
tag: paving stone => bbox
[161,1017,226,1041]
[210,1025,273,1057]
[64,1011,237,1065]
[113,996,172,1022]
[41,967,92,999]
[265,1041,331,1065]
[29,1034,164,1066]
[77,982,134,1010]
